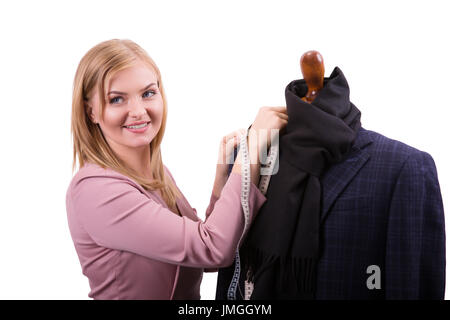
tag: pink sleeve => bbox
[203,193,221,273]
[69,172,266,268]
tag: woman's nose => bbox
[128,97,147,117]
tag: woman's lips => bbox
[123,121,151,133]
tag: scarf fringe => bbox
[243,245,317,296]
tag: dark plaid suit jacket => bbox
[216,126,445,299]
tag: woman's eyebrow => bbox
[107,82,157,95]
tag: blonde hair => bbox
[71,38,181,212]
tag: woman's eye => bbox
[109,90,155,104]
[143,90,156,98]
[109,96,122,104]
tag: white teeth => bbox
[125,122,149,129]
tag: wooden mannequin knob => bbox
[300,50,325,103]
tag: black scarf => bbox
[241,66,361,299]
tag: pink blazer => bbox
[65,162,266,299]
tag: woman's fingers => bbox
[218,106,288,165]
[276,112,289,121]
[218,129,246,165]
[273,106,288,125]
[269,106,287,113]
[222,129,245,146]
[269,106,288,121]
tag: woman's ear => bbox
[85,102,98,124]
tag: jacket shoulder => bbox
[361,127,434,166]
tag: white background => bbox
[0,0,448,299]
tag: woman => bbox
[66,38,288,299]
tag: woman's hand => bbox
[249,106,288,150]
[212,129,247,198]
[212,106,288,196]
[232,106,288,186]
[217,129,246,168]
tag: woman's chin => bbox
[123,138,153,148]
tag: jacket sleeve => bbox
[385,151,446,299]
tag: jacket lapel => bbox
[320,128,373,224]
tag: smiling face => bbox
[86,61,164,154]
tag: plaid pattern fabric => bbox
[216,127,445,300]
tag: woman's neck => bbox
[112,143,153,180]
